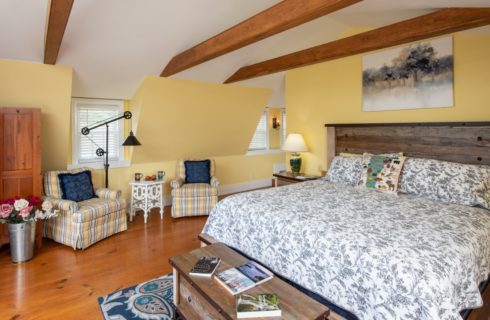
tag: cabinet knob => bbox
[187,296,192,303]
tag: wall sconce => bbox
[272,117,280,129]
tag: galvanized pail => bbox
[8,221,36,263]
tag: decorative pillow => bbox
[58,170,95,202]
[359,154,406,194]
[399,157,490,208]
[184,160,211,184]
[325,156,363,186]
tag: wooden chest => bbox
[170,243,330,320]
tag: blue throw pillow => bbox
[58,170,96,202]
[184,160,211,184]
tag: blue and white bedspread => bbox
[202,181,490,320]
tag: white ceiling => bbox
[0,0,489,105]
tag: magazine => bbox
[189,256,221,277]
[215,261,273,295]
[236,293,281,318]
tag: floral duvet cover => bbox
[203,181,490,320]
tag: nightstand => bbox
[273,171,322,187]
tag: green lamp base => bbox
[290,157,302,173]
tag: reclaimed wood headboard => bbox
[325,122,490,168]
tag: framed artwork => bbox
[362,36,454,111]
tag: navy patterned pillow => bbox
[58,170,95,202]
[184,160,211,184]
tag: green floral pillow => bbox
[359,154,406,194]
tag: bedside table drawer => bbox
[277,178,298,186]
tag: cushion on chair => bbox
[184,160,211,184]
[58,170,95,202]
[44,167,92,199]
[73,197,126,223]
[172,183,217,198]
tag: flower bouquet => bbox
[0,196,58,262]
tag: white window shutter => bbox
[249,111,268,150]
[72,99,124,164]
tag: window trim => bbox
[71,98,126,169]
[248,109,270,151]
[246,149,285,156]
[281,109,286,147]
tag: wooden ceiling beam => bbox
[161,0,362,77]
[44,0,74,65]
[225,8,490,83]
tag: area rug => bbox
[98,274,175,320]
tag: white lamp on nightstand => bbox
[282,133,308,173]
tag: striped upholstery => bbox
[95,188,122,200]
[44,197,78,213]
[73,197,126,223]
[171,159,219,218]
[172,183,218,198]
[170,178,184,189]
[42,168,127,249]
[171,194,218,218]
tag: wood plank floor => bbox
[0,207,208,320]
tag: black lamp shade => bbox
[122,130,141,146]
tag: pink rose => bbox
[0,204,13,218]
[19,206,32,218]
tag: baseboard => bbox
[162,178,272,206]
[218,178,272,196]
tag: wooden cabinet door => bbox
[0,107,41,248]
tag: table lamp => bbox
[282,133,308,173]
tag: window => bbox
[281,109,287,146]
[71,98,126,168]
[248,111,269,150]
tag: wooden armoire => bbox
[0,107,42,248]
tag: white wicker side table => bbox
[129,180,164,223]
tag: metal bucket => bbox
[8,221,36,263]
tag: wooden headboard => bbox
[325,122,490,168]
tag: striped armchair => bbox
[42,168,127,249]
[171,159,219,218]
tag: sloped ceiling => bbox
[0,0,489,105]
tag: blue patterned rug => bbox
[98,274,175,320]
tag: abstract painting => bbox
[362,36,454,111]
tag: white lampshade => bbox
[282,133,308,152]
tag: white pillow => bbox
[399,157,490,208]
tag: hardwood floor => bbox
[0,207,208,320]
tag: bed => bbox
[201,122,490,320]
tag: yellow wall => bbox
[90,76,285,198]
[0,59,73,171]
[131,76,271,162]
[0,59,284,199]
[268,108,283,149]
[94,153,285,199]
[286,32,490,175]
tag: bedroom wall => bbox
[0,58,284,200]
[285,32,490,175]
[0,59,73,172]
[90,76,285,199]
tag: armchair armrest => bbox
[171,178,184,189]
[95,188,122,200]
[210,177,220,188]
[43,197,78,214]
